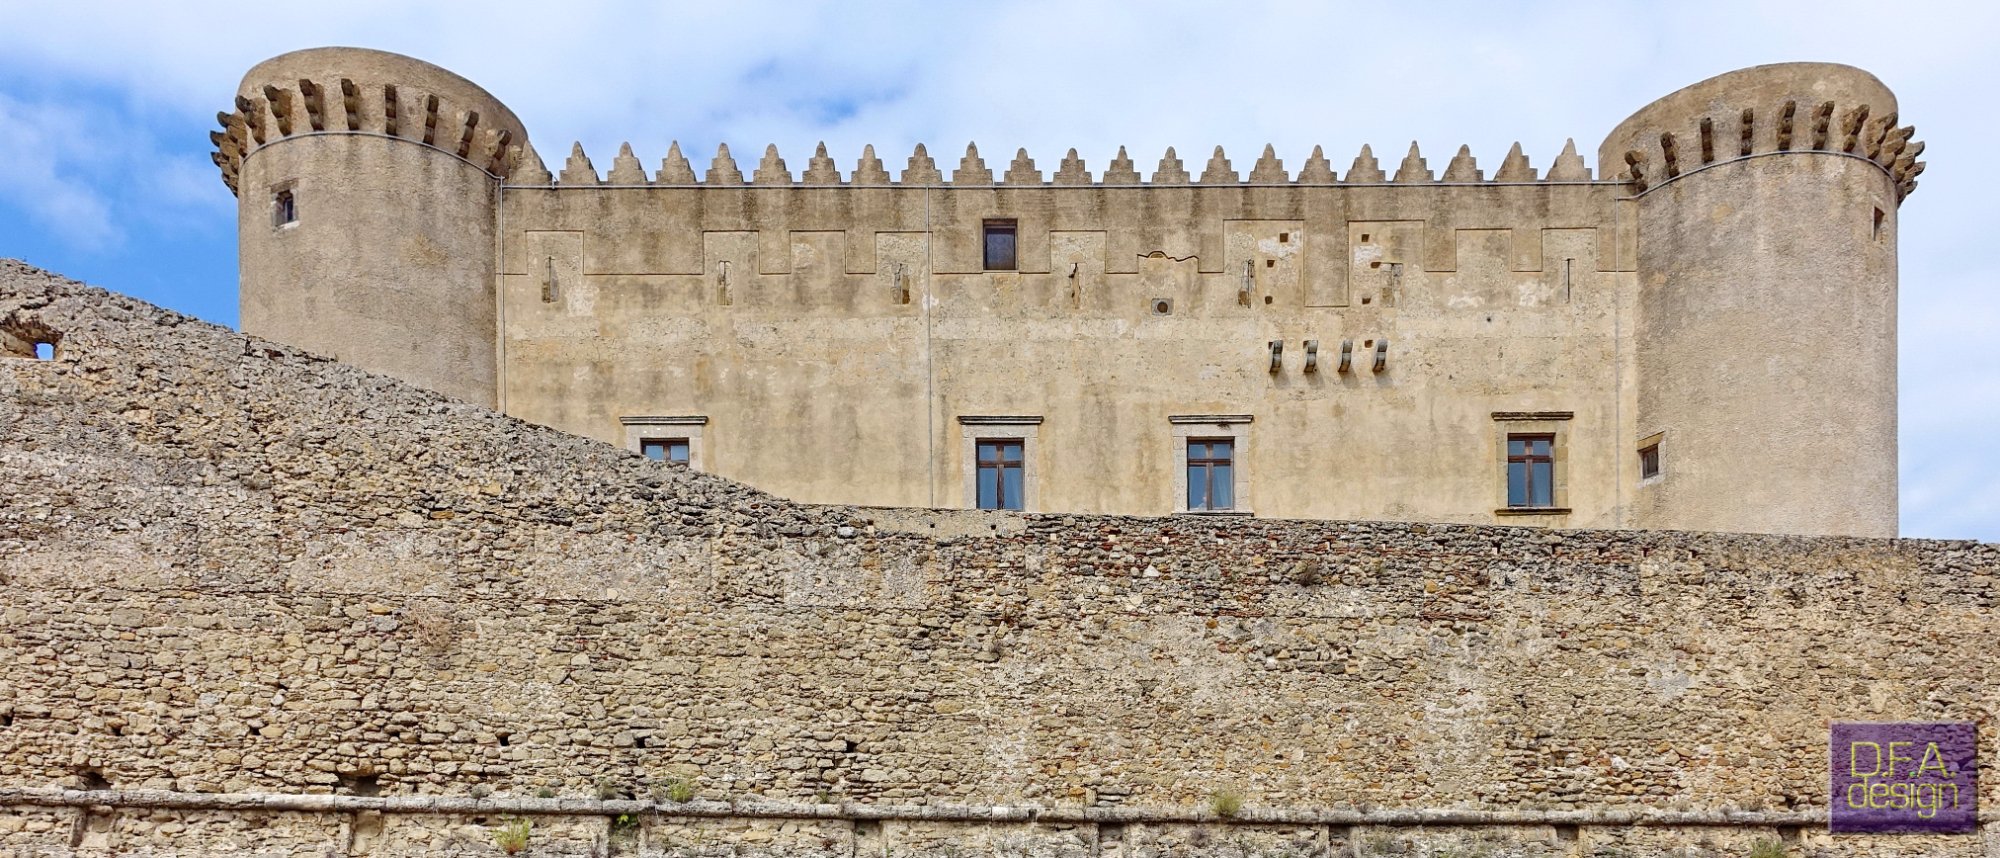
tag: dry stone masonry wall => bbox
[0,259,1994,855]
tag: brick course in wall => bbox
[0,259,1994,855]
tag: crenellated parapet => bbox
[505,138,1598,188]
[1600,62,1923,202]
[211,48,531,194]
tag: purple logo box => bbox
[1830,721,1978,834]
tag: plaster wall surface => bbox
[0,262,1992,856]
[1632,155,1898,536]
[239,135,501,407]
[498,179,1638,526]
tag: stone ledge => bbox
[7,787,1969,827]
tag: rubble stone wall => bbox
[1,261,1994,855]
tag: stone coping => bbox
[10,787,1978,827]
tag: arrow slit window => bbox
[272,184,298,227]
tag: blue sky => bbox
[1,1,1994,540]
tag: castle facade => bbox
[212,49,1921,537]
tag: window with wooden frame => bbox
[1170,415,1252,515]
[1638,438,1662,481]
[1186,438,1236,512]
[621,415,707,470]
[640,437,690,464]
[1491,411,1569,516]
[1506,434,1556,508]
[975,438,1025,510]
[957,416,1040,511]
[982,219,1017,271]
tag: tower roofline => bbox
[1601,62,1920,202]
[237,46,526,136]
[213,47,532,193]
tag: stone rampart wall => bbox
[1,260,1994,855]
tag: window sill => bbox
[1175,509,1255,517]
[1495,507,1570,516]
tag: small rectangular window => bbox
[1186,439,1235,511]
[1506,434,1555,508]
[1639,442,1661,480]
[975,439,1024,510]
[274,188,297,227]
[641,437,690,464]
[983,220,1017,271]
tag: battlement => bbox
[1601,61,1923,202]
[211,47,531,194]
[212,78,523,193]
[208,53,1924,207]
[512,138,1598,188]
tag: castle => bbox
[0,47,1972,855]
[1,260,1992,856]
[211,48,1923,537]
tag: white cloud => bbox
[0,93,119,248]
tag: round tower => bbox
[1605,63,1922,537]
[213,47,530,408]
